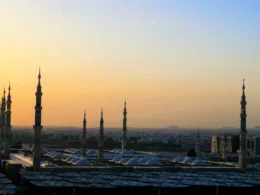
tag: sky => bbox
[0,0,260,128]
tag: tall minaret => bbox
[195,129,201,157]
[121,100,127,150]
[0,101,2,149]
[1,89,6,150]
[32,68,43,171]
[98,109,104,159]
[238,79,247,168]
[222,133,228,160]
[4,83,12,157]
[81,110,87,156]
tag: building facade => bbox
[211,135,239,154]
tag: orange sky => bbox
[0,1,260,128]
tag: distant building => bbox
[247,136,260,157]
[211,135,239,154]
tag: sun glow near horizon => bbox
[0,0,260,128]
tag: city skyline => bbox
[0,1,260,128]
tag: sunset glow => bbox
[0,0,260,128]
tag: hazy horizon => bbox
[1,1,260,128]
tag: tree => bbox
[187,148,197,157]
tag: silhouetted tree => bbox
[187,148,197,157]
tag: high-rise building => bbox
[222,133,227,160]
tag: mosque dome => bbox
[52,153,64,159]
[67,148,74,153]
[49,152,57,157]
[172,156,185,163]
[126,157,140,166]
[71,149,81,154]
[182,157,195,164]
[87,149,97,154]
[46,151,53,156]
[67,157,80,163]
[74,159,90,166]
[69,157,81,164]
[138,158,149,164]
[113,156,123,163]
[62,156,74,162]
[146,159,159,166]
[111,148,118,153]
[112,155,123,163]
[117,149,123,153]
[119,158,129,164]
[192,159,206,166]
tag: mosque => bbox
[0,69,258,195]
[0,69,251,170]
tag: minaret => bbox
[222,133,227,160]
[4,83,12,157]
[121,100,127,150]
[81,111,87,156]
[98,109,104,159]
[1,89,6,150]
[238,79,247,168]
[32,68,43,171]
[0,101,2,149]
[195,129,201,157]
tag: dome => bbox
[48,151,56,156]
[138,158,148,164]
[70,148,77,153]
[111,148,118,153]
[172,156,185,163]
[52,153,64,159]
[67,157,79,163]
[126,157,140,165]
[87,149,97,154]
[112,149,118,153]
[119,158,129,164]
[46,151,53,156]
[148,155,159,160]
[72,149,80,154]
[49,152,57,157]
[146,159,159,166]
[73,159,90,166]
[62,156,74,162]
[192,160,206,166]
[182,157,195,164]
[70,157,81,164]
[117,149,123,153]
[113,156,123,163]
